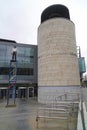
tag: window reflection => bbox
[0,67,33,75]
[0,44,35,68]
[6,45,12,61]
[0,45,6,61]
[17,46,34,64]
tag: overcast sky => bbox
[0,0,87,69]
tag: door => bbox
[29,87,34,98]
[18,87,27,99]
[0,88,7,99]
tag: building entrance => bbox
[0,88,7,100]
[18,87,27,99]
[28,87,34,98]
[17,87,35,99]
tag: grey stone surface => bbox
[0,99,78,130]
[0,99,37,130]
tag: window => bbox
[17,47,34,63]
[17,47,25,62]
[0,45,6,61]
[25,48,30,56]
[0,67,9,75]
[17,68,34,75]
[6,45,12,61]
[0,67,34,76]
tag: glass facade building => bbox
[0,39,37,99]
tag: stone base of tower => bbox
[38,86,81,104]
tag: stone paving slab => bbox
[83,102,87,128]
[0,99,78,130]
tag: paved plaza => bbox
[0,99,38,130]
[0,99,78,130]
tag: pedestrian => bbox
[12,45,17,61]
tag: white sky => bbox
[0,0,87,70]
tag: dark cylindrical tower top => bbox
[41,4,70,23]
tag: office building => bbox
[0,39,37,99]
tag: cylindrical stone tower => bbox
[38,4,80,103]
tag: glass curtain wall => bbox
[0,44,35,83]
